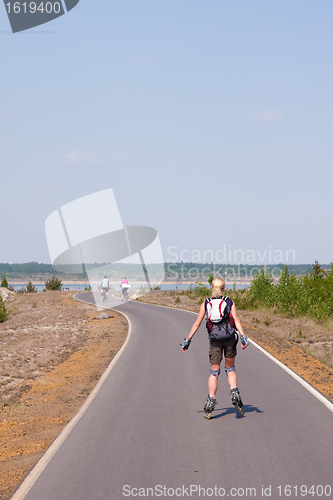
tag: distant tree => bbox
[208,274,214,286]
[312,260,325,278]
[26,281,37,293]
[249,266,274,307]
[1,275,8,288]
[45,276,62,291]
[81,263,88,279]
[0,295,7,322]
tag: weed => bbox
[0,295,8,322]
[1,275,9,288]
[26,281,37,293]
[297,328,306,339]
[138,285,149,294]
[45,276,62,291]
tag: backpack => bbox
[205,296,235,340]
[205,296,231,324]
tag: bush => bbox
[0,295,7,322]
[299,263,333,322]
[192,282,210,299]
[228,287,253,310]
[1,276,9,288]
[45,276,62,291]
[248,266,274,308]
[274,266,302,316]
[208,274,214,286]
[26,281,37,293]
[234,262,333,322]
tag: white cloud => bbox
[61,150,132,166]
[61,150,106,165]
[250,109,284,123]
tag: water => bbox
[11,283,249,292]
[12,284,90,292]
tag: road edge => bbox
[10,294,133,500]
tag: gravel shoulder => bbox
[0,292,127,500]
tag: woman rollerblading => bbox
[181,278,249,419]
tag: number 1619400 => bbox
[277,485,331,497]
[5,2,61,14]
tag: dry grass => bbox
[0,292,90,408]
[238,308,333,369]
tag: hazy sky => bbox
[1,1,333,265]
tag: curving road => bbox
[13,292,333,500]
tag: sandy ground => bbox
[0,292,127,500]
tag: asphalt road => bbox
[15,292,333,500]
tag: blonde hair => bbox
[211,278,225,297]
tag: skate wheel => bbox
[235,406,243,416]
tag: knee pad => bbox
[225,366,236,375]
[209,368,221,379]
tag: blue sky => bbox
[1,0,333,265]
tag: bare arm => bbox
[231,303,245,336]
[188,302,206,339]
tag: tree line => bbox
[230,261,333,322]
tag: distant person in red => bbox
[120,277,130,301]
[181,278,249,418]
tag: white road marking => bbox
[249,338,333,413]
[139,301,333,413]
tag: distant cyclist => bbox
[100,276,109,299]
[120,277,130,302]
[181,277,249,418]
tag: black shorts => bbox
[209,334,238,365]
